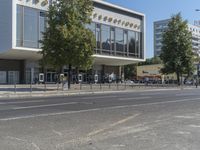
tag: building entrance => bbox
[46,72,56,83]
[0,71,7,84]
[8,71,19,84]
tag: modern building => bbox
[154,19,200,57]
[0,0,145,84]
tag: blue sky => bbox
[106,0,200,58]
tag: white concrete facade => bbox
[0,0,146,84]
[154,19,200,57]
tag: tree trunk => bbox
[176,71,180,86]
[76,67,79,84]
[68,64,71,89]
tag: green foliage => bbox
[40,0,95,70]
[138,56,162,66]
[160,13,195,84]
[124,64,137,79]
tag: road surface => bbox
[0,88,200,150]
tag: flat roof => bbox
[93,0,145,17]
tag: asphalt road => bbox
[1,88,200,150]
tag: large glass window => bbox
[101,25,110,52]
[140,33,143,58]
[124,31,128,56]
[96,24,101,50]
[39,11,46,48]
[16,5,23,47]
[86,22,143,59]
[135,32,140,57]
[16,5,47,49]
[111,27,115,55]
[86,22,95,35]
[115,28,124,55]
[24,7,38,48]
[128,31,136,57]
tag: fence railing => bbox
[0,82,194,94]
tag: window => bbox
[96,24,101,50]
[16,5,23,47]
[16,5,47,49]
[128,31,136,56]
[39,11,46,48]
[111,27,115,54]
[135,32,140,57]
[115,28,124,54]
[86,22,96,35]
[101,24,110,51]
[24,7,38,48]
[124,31,128,55]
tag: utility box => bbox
[78,74,82,83]
[109,75,112,83]
[39,73,44,83]
[94,74,98,83]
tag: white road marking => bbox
[0,100,45,105]
[13,102,78,110]
[1,97,200,121]
[140,93,165,96]
[118,97,151,101]
[176,93,196,96]
[81,95,117,99]
[189,125,200,128]
[88,114,139,136]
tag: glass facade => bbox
[16,5,46,48]
[87,22,143,59]
[101,24,110,54]
[16,5,23,47]
[16,4,143,59]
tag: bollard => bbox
[80,83,82,90]
[30,82,32,93]
[57,83,59,91]
[90,83,92,90]
[44,82,47,92]
[14,83,16,93]
[100,83,102,90]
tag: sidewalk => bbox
[0,83,196,99]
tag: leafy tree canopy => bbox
[40,0,96,88]
[160,13,195,84]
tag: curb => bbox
[0,87,189,99]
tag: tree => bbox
[124,64,137,80]
[160,13,195,85]
[138,56,162,66]
[40,0,96,89]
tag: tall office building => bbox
[154,19,200,57]
[0,0,146,84]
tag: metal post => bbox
[14,83,16,93]
[30,82,32,93]
[80,83,82,90]
[44,82,47,92]
[57,83,59,91]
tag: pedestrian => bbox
[195,79,198,88]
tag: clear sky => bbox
[106,0,200,58]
